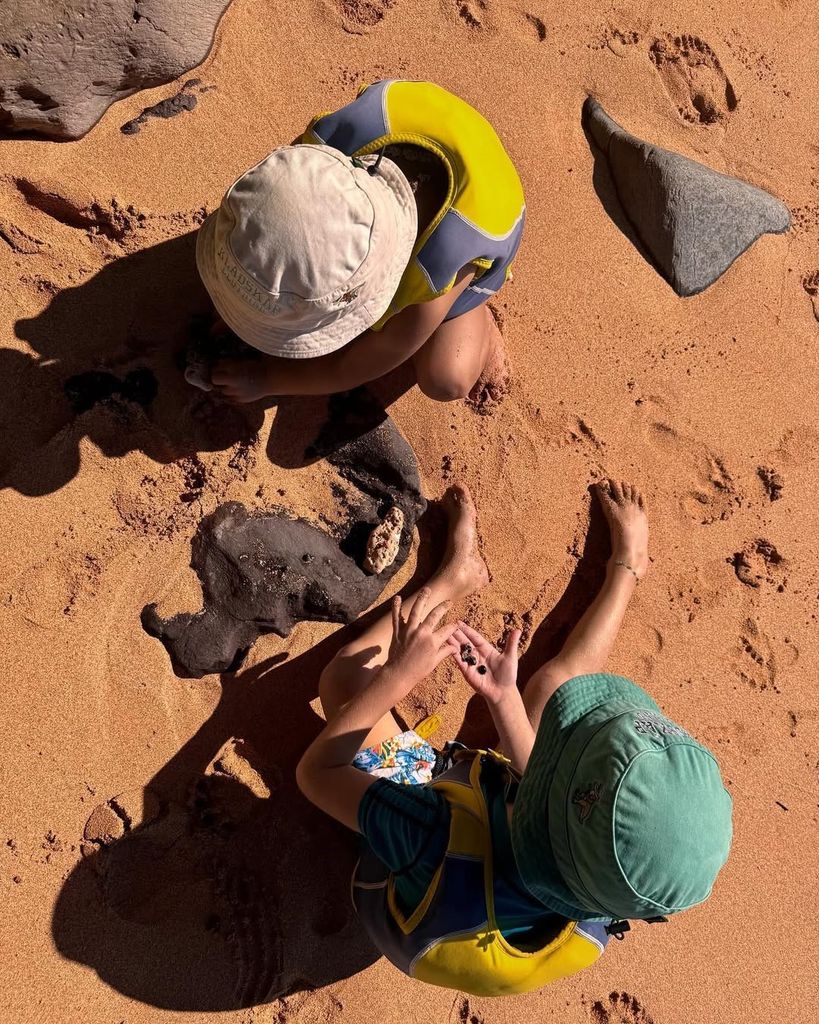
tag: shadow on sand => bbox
[50,495,609,1011]
[3,229,416,495]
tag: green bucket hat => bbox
[510,674,733,922]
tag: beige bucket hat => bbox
[196,144,418,358]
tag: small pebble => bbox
[477,665,487,675]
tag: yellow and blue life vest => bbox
[352,749,609,996]
[301,80,526,326]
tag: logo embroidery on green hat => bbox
[572,782,602,823]
[633,710,689,738]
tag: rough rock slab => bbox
[584,96,791,296]
[142,393,427,677]
[0,0,232,140]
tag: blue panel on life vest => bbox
[311,81,391,155]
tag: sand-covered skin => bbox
[2,1,818,1022]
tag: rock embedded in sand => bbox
[83,788,162,848]
[584,97,791,296]
[84,803,127,846]
[0,1,233,140]
[363,506,404,574]
[142,396,426,677]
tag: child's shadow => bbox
[4,232,264,496]
[51,513,444,1014]
[51,630,381,1011]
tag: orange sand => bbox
[2,1,819,1022]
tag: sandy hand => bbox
[446,621,522,706]
[386,589,459,684]
[211,358,273,403]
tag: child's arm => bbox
[211,267,476,402]
[446,622,534,773]
[296,590,458,831]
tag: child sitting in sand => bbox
[193,80,522,405]
[297,481,732,994]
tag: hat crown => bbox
[558,712,733,918]
[509,675,733,923]
[195,144,418,358]
[225,147,374,299]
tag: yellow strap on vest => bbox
[411,749,604,994]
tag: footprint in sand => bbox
[448,0,546,39]
[643,412,742,525]
[337,0,397,33]
[192,738,276,836]
[757,465,784,502]
[736,618,778,692]
[457,996,485,1023]
[454,0,490,29]
[649,34,738,125]
[735,617,798,693]
[589,991,655,1024]
[729,538,788,591]
[213,852,283,1005]
[801,270,819,322]
[605,27,642,57]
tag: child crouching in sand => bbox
[297,481,733,994]
[193,80,520,405]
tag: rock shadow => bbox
[582,108,659,277]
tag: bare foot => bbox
[467,310,510,414]
[437,483,490,595]
[594,479,650,580]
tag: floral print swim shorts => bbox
[353,730,437,786]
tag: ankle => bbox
[608,555,641,584]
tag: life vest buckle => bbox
[605,920,631,941]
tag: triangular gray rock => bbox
[584,97,790,296]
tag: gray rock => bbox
[0,1,232,140]
[584,97,791,296]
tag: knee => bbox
[318,652,348,717]
[318,643,361,717]
[417,371,473,403]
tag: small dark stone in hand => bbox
[477,665,488,675]
[460,643,473,659]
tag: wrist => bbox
[378,661,422,696]
[490,688,525,712]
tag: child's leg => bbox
[413,304,506,403]
[319,484,489,749]
[522,480,650,731]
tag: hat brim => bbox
[510,673,659,920]
[195,152,418,358]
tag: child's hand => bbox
[446,621,522,706]
[211,359,272,403]
[386,589,458,684]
